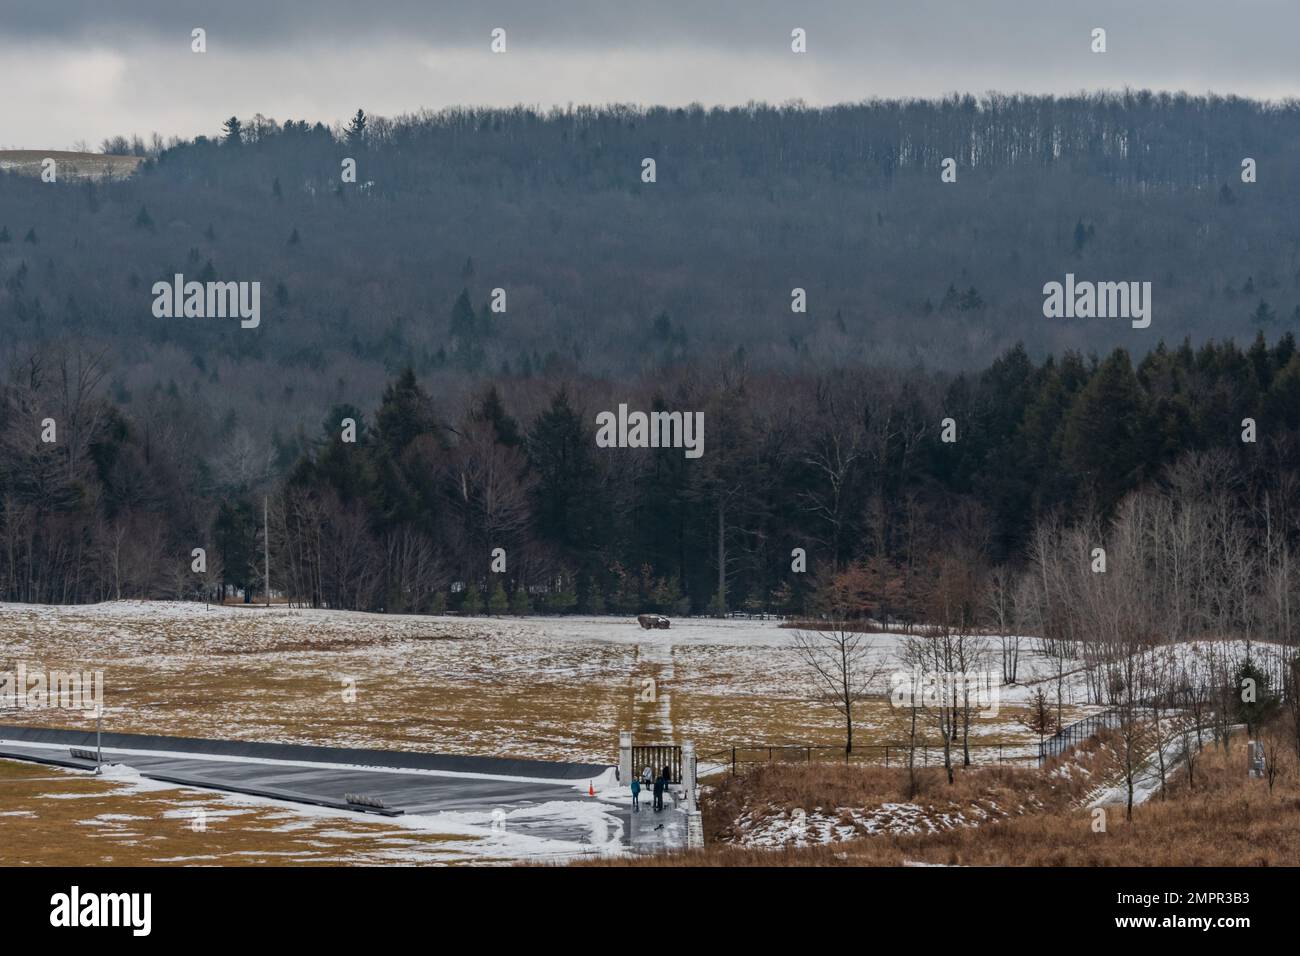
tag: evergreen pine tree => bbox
[345,109,368,147]
[1233,658,1279,737]
[1265,354,1300,431]
[527,389,603,557]
[1251,299,1276,327]
[461,584,485,615]
[488,579,509,615]
[449,289,476,339]
[375,367,440,457]
[1061,349,1151,516]
[474,386,522,447]
[545,573,578,613]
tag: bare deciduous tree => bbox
[791,621,887,756]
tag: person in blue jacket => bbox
[630,776,641,811]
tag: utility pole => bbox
[264,495,270,607]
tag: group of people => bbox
[629,764,673,812]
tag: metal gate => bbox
[632,744,683,784]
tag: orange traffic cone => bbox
[588,781,596,797]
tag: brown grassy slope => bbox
[0,759,481,866]
[578,726,1300,866]
[0,151,143,180]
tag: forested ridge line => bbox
[2,92,1300,440]
[3,332,1299,618]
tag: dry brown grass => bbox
[0,604,1061,764]
[0,150,143,180]
[698,747,1095,844]
[0,759,484,866]
[579,726,1300,866]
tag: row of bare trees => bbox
[793,449,1300,807]
[1015,451,1298,704]
[274,488,447,613]
[793,547,994,796]
[1011,452,1300,817]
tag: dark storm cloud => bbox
[6,0,1300,62]
[3,1,1299,149]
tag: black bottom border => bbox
[0,865,1278,942]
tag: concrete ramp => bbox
[0,726,688,857]
[0,724,606,779]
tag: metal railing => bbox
[632,744,684,784]
[1036,708,1122,764]
[701,742,1034,775]
[1034,692,1205,765]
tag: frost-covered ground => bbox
[731,798,1024,848]
[0,755,633,866]
[0,150,143,180]
[0,601,1074,764]
[1,601,1277,864]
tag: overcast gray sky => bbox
[4,0,1299,150]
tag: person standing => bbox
[652,772,664,812]
[630,776,641,811]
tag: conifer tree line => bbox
[3,335,1300,640]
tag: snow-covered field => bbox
[0,600,1102,865]
[2,601,1281,863]
[0,150,143,180]
[0,601,1075,763]
[0,755,633,866]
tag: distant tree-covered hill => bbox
[3,92,1300,439]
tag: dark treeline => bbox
[3,334,1299,617]
[3,93,1300,449]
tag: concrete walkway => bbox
[0,728,689,855]
[625,790,690,852]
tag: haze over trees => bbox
[2,93,1300,441]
